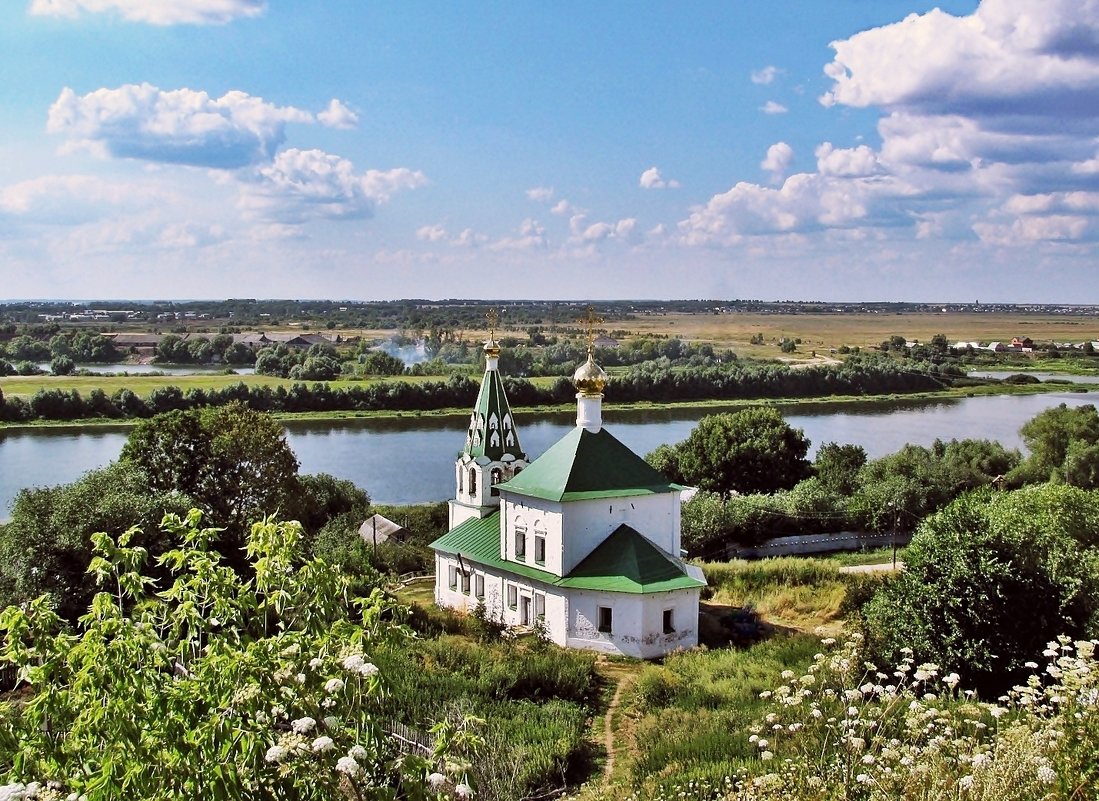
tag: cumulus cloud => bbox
[526,186,554,202]
[317,99,359,130]
[29,0,266,25]
[491,218,548,251]
[238,148,426,224]
[815,143,881,177]
[416,224,448,242]
[751,65,782,85]
[48,84,314,168]
[551,199,578,215]
[760,101,788,115]
[639,166,680,189]
[760,142,794,183]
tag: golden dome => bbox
[573,352,608,396]
[484,337,501,359]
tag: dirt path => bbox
[592,659,641,790]
[602,675,626,782]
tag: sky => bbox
[3,0,1099,303]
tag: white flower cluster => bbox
[341,653,379,677]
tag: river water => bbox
[1,391,1096,515]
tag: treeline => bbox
[0,356,961,424]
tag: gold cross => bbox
[485,308,499,340]
[582,305,603,352]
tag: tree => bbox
[813,442,866,495]
[50,355,76,376]
[0,512,475,798]
[1017,403,1099,483]
[0,462,192,622]
[645,443,683,483]
[672,408,812,496]
[863,485,1099,696]
[120,404,301,562]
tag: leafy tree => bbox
[645,443,684,483]
[120,404,301,563]
[0,512,477,798]
[863,484,1099,695]
[813,442,867,495]
[673,408,812,496]
[0,462,192,622]
[49,355,76,376]
[1017,403,1099,484]
[359,350,406,376]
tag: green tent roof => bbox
[463,364,525,462]
[495,426,677,502]
[431,514,704,594]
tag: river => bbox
[1,391,1096,515]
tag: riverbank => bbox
[1,377,1093,433]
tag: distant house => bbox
[592,335,619,350]
[358,514,410,546]
[1011,337,1033,349]
[987,342,1006,352]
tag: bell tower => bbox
[449,310,528,529]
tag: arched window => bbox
[490,467,502,496]
[458,466,464,493]
[469,468,477,495]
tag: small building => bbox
[592,334,619,350]
[358,514,409,546]
[432,335,705,659]
[1011,337,1033,349]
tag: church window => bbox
[663,609,675,634]
[506,584,517,609]
[534,592,545,620]
[458,467,463,493]
[448,565,458,590]
[475,573,484,599]
[460,571,470,594]
[534,534,545,565]
[515,528,527,560]
[597,606,613,634]
[490,467,502,497]
[469,468,477,495]
[514,466,523,474]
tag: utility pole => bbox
[891,499,898,570]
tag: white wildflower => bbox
[309,657,323,669]
[349,744,368,760]
[1037,766,1056,785]
[760,751,773,761]
[455,783,474,798]
[265,745,288,763]
[428,772,447,789]
[325,678,345,694]
[291,717,317,734]
[312,736,334,752]
[335,756,361,777]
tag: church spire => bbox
[463,310,525,462]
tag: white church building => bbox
[431,333,705,659]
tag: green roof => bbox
[431,514,704,594]
[463,364,525,462]
[495,426,677,502]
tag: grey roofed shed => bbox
[358,513,409,545]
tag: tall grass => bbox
[699,558,848,629]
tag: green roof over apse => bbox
[495,426,678,502]
[463,361,525,462]
[431,514,705,594]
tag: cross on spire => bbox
[582,305,603,354]
[485,308,499,341]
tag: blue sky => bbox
[4,0,1099,303]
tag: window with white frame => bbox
[506,584,518,609]
[460,570,470,593]
[475,573,484,599]
[597,606,613,633]
[514,528,527,560]
[448,565,458,590]
[534,592,545,620]
[534,533,546,564]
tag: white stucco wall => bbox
[565,587,699,659]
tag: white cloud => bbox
[526,186,554,202]
[551,199,578,215]
[29,0,265,25]
[452,227,488,248]
[0,174,165,223]
[814,143,880,177]
[760,101,788,115]
[416,224,448,242]
[760,142,794,183]
[639,166,680,189]
[751,65,782,85]
[491,218,548,251]
[238,148,426,224]
[48,84,314,169]
[317,99,359,130]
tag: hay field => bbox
[616,311,1099,353]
